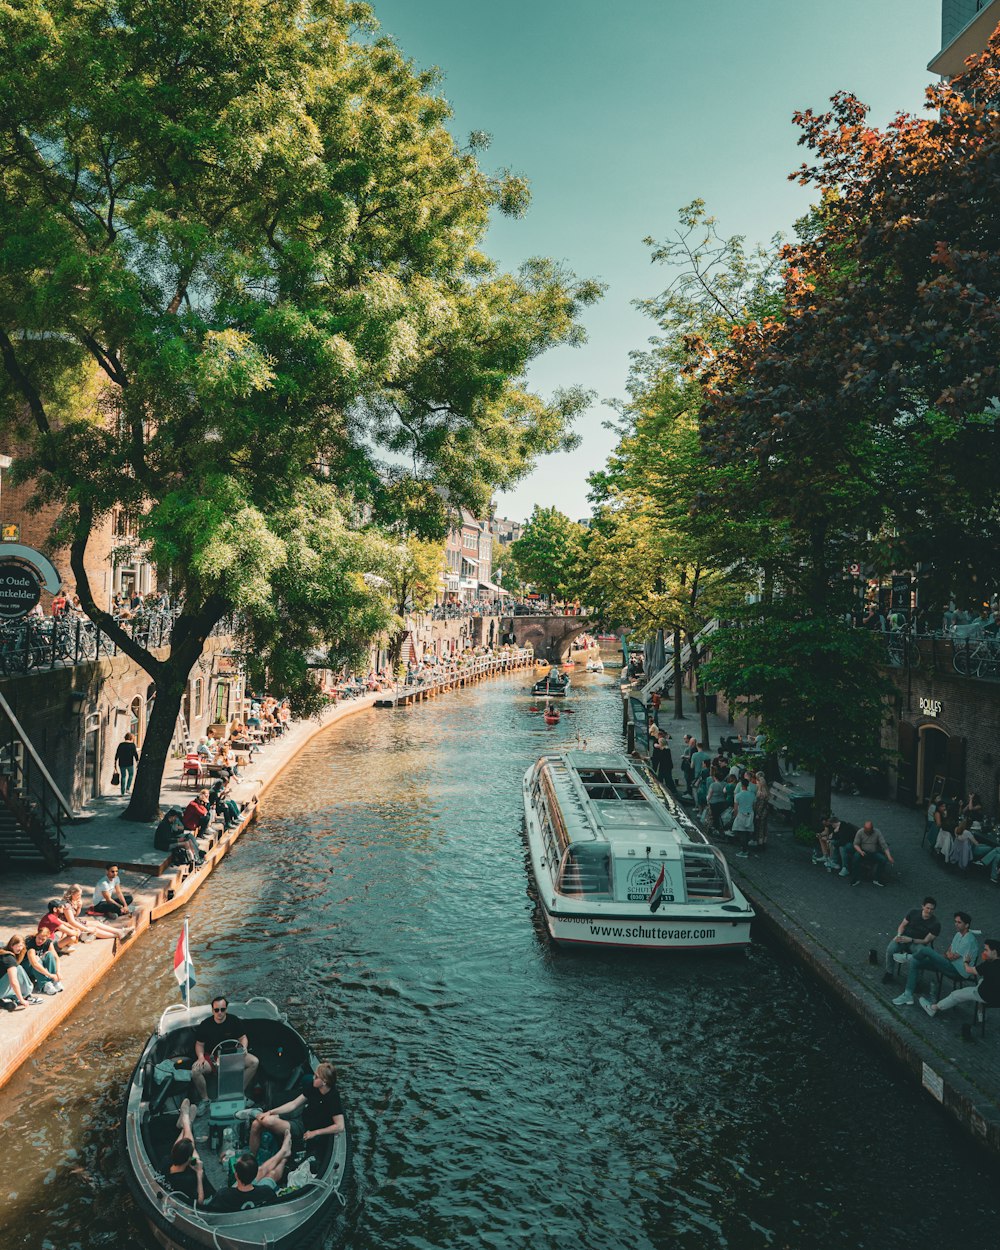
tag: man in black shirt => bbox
[882,896,941,983]
[920,938,1000,1018]
[191,997,260,1109]
[204,1151,284,1211]
[248,1062,345,1159]
[163,1098,205,1205]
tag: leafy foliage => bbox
[0,0,600,813]
[510,506,586,603]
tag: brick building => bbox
[0,446,156,610]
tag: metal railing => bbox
[0,613,235,679]
[0,688,74,869]
[884,631,1000,683]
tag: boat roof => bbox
[536,751,702,848]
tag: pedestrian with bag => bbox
[113,732,139,796]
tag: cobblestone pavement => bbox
[650,703,1000,1149]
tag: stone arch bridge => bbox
[499,615,593,663]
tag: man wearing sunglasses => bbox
[191,997,260,1112]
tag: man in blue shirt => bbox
[893,911,979,1006]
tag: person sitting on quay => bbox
[191,997,260,1112]
[893,911,980,1007]
[41,899,82,955]
[212,740,239,781]
[195,736,214,761]
[92,864,135,921]
[248,1062,345,1162]
[815,815,859,872]
[21,922,64,995]
[183,790,214,842]
[882,896,940,984]
[60,885,121,941]
[164,1098,207,1205]
[1,936,45,1010]
[202,1148,288,1211]
[849,820,894,886]
[209,777,242,832]
[920,937,1000,1021]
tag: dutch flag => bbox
[173,923,196,1000]
[648,864,666,914]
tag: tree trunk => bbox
[813,763,833,824]
[672,625,684,718]
[121,669,189,821]
[687,639,710,748]
[121,602,228,821]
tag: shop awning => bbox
[478,580,510,594]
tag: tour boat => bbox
[121,998,350,1250]
[522,752,754,951]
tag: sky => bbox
[369,0,942,523]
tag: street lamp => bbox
[0,453,12,535]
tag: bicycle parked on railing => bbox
[953,635,1000,680]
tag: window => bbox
[193,679,203,719]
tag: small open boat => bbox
[543,709,560,725]
[121,998,350,1250]
[531,673,570,698]
[586,659,605,673]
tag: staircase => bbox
[638,619,720,704]
[0,689,72,872]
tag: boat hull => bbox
[543,909,752,950]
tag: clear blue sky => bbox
[370,0,941,523]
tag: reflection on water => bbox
[0,673,996,1249]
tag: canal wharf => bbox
[0,648,532,1092]
[375,648,534,707]
[641,700,1000,1163]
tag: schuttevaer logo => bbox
[627,861,673,904]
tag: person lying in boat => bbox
[191,997,260,1110]
[248,1063,345,1159]
[164,1098,206,1205]
[202,1148,289,1212]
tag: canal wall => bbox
[0,649,534,1092]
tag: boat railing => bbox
[157,1002,202,1036]
[682,844,735,901]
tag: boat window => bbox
[578,767,645,802]
[682,846,733,901]
[557,843,612,898]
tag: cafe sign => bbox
[919,697,942,719]
[0,543,62,621]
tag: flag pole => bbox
[183,918,191,1016]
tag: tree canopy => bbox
[510,506,586,604]
[0,0,600,815]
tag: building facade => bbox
[930,0,1000,74]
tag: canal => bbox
[1,672,996,1249]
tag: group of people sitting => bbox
[163,996,344,1209]
[880,897,1000,1025]
[813,816,896,886]
[2,872,135,1011]
[927,792,1000,877]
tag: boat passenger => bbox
[202,1149,287,1211]
[92,865,134,920]
[249,1062,345,1159]
[191,997,260,1109]
[164,1098,206,1205]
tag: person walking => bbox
[114,732,139,796]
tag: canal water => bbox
[1,672,996,1250]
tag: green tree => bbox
[510,506,585,604]
[380,536,446,665]
[0,0,600,817]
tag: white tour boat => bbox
[522,752,754,951]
